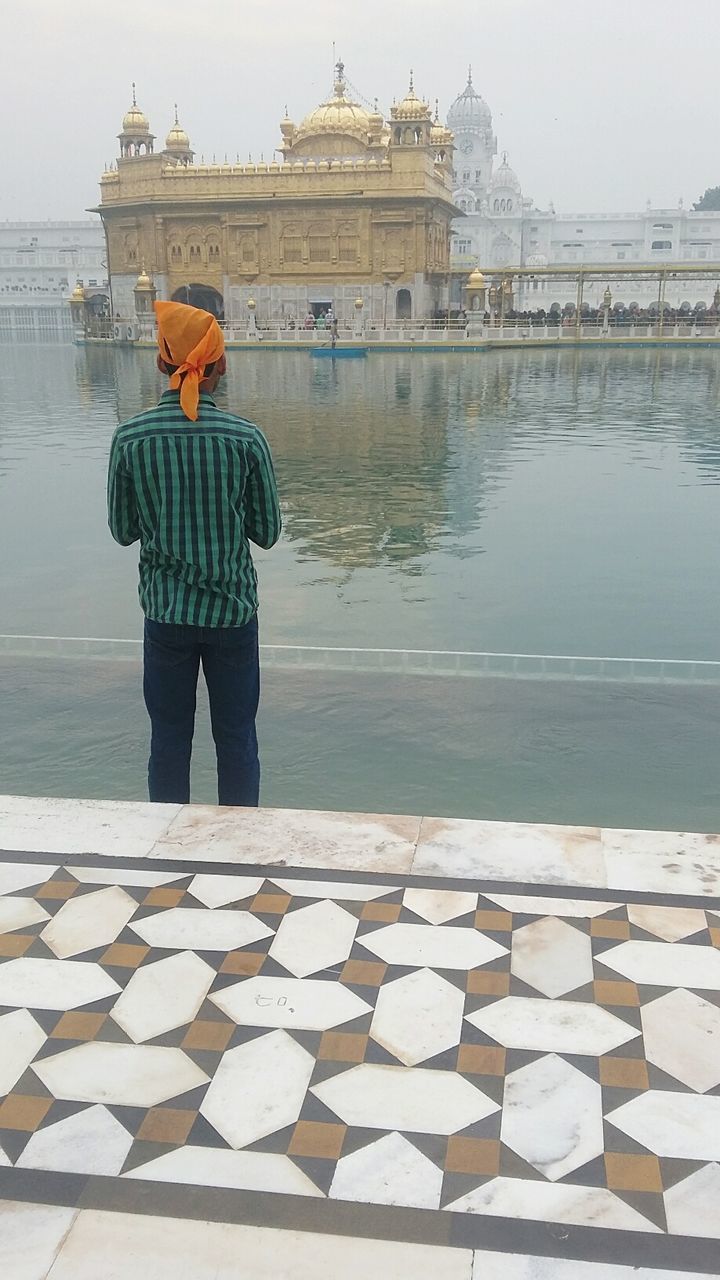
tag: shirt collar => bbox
[160,389,217,408]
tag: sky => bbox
[3,0,718,222]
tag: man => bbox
[107,300,281,807]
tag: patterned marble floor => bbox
[0,798,719,1277]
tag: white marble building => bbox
[448,71,720,311]
[0,221,106,339]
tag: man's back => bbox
[108,388,281,627]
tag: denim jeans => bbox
[143,616,260,807]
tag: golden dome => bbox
[122,84,150,134]
[134,266,153,290]
[165,105,189,150]
[292,60,371,146]
[467,268,486,288]
[392,72,431,121]
[70,282,85,301]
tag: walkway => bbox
[0,796,718,1278]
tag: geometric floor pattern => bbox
[1,853,720,1275]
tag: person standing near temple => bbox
[107,301,281,807]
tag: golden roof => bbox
[70,283,85,301]
[122,83,150,135]
[392,72,431,121]
[292,60,371,145]
[134,266,153,290]
[467,268,486,288]
[165,105,190,150]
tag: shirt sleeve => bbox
[107,433,140,547]
[244,429,282,550]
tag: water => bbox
[2,343,720,827]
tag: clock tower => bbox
[446,67,497,211]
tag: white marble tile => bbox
[0,896,49,932]
[446,1177,660,1232]
[329,1131,442,1209]
[65,866,185,887]
[0,1008,46,1093]
[48,1210,472,1280]
[599,939,720,989]
[370,968,465,1065]
[467,997,639,1055]
[312,1063,499,1134]
[626,903,708,942]
[130,906,273,952]
[0,957,120,1010]
[413,818,605,888]
[41,885,137,959]
[360,922,508,970]
[268,899,357,977]
[126,1146,323,1196]
[0,861,60,895]
[153,805,420,872]
[270,876,398,901]
[483,893,622,918]
[510,916,593,999]
[607,1091,720,1160]
[200,1029,315,1148]
[642,988,720,1092]
[402,888,477,924]
[0,795,180,858]
[0,1201,77,1280]
[664,1162,720,1239]
[210,975,371,1031]
[110,952,216,1043]
[471,1252,711,1278]
[34,1042,208,1106]
[501,1054,603,1181]
[601,827,720,897]
[186,873,264,907]
[16,1104,133,1176]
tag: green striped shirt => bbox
[107,389,281,627]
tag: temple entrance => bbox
[395,288,412,320]
[171,284,224,320]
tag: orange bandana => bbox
[154,300,225,421]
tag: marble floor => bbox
[0,796,718,1278]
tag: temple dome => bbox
[122,86,150,135]
[447,68,491,130]
[292,62,371,147]
[490,155,521,192]
[392,72,431,120]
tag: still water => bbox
[1,343,720,827]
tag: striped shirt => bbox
[107,389,281,627]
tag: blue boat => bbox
[311,347,367,358]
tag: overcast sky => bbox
[3,0,718,222]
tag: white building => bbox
[448,70,720,312]
[0,220,106,339]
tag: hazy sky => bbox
[4,0,718,221]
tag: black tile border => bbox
[0,1169,717,1273]
[2,847,719,911]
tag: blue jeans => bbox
[143,616,260,807]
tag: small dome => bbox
[467,268,485,288]
[122,85,150,135]
[134,267,153,290]
[490,155,521,192]
[165,106,190,150]
[447,67,491,130]
[70,282,85,301]
[393,72,431,120]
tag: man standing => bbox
[107,301,281,806]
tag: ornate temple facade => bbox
[95,68,458,324]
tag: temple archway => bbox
[171,283,224,320]
[395,288,412,320]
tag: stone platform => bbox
[0,795,718,1278]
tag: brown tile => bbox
[475,910,512,932]
[591,918,631,939]
[341,959,387,987]
[594,980,640,1007]
[221,950,265,976]
[251,893,291,915]
[457,1044,506,1076]
[0,933,33,957]
[101,943,150,968]
[605,1152,663,1193]
[467,970,510,996]
[360,902,401,922]
[143,887,185,907]
[288,1121,346,1159]
[182,1020,233,1052]
[51,1012,106,1041]
[318,1032,368,1063]
[0,1095,52,1131]
[137,1108,196,1144]
[446,1137,500,1176]
[599,1056,650,1090]
[710,927,720,948]
[35,881,78,901]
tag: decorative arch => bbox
[395,288,412,320]
[171,283,224,319]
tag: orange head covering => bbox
[154,300,225,422]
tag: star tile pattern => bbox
[0,854,719,1266]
